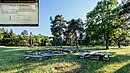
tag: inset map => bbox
[0,3,38,25]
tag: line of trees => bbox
[50,0,130,49]
[0,28,51,46]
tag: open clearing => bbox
[0,46,130,73]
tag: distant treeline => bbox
[0,28,51,46]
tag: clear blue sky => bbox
[0,0,121,36]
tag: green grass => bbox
[0,46,130,73]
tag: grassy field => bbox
[0,46,130,73]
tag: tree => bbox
[21,30,29,45]
[50,15,67,48]
[3,29,9,38]
[0,28,5,45]
[0,28,5,39]
[63,29,71,45]
[21,30,28,36]
[78,18,84,47]
[0,28,51,46]
[68,18,84,49]
[30,32,33,47]
[16,34,24,46]
[9,29,16,46]
[86,0,120,49]
[115,1,130,48]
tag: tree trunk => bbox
[71,36,74,49]
[106,39,109,49]
[76,38,78,49]
[60,41,62,48]
[80,33,83,47]
[54,37,58,48]
[92,40,95,47]
[105,33,109,50]
[74,32,78,50]
[30,36,32,47]
[92,44,95,47]
[118,41,121,48]
[80,40,82,47]
[60,37,62,48]
[109,40,112,46]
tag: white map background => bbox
[0,3,38,24]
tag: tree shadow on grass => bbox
[65,53,130,73]
[115,63,130,73]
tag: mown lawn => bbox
[0,46,130,73]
